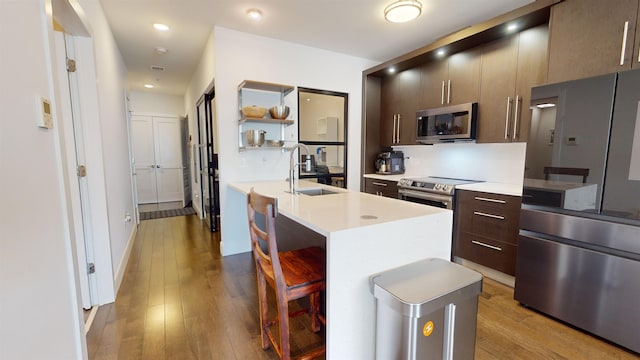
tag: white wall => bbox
[184,29,216,217]
[394,142,527,185]
[129,90,185,115]
[1,0,134,358]
[0,0,83,358]
[213,27,377,255]
[76,0,134,299]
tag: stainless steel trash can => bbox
[370,258,482,360]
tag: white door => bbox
[131,115,183,204]
[154,118,183,202]
[132,115,157,203]
[54,32,98,309]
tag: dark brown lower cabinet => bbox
[363,178,398,198]
[454,189,521,275]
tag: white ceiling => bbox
[100,0,533,96]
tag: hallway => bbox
[87,215,637,359]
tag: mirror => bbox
[298,88,348,188]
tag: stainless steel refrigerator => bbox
[516,69,640,353]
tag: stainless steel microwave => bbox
[416,102,478,144]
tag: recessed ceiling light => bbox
[144,84,154,89]
[247,8,263,21]
[506,23,518,32]
[153,23,169,31]
[384,0,422,23]
[536,103,556,108]
[388,66,397,74]
[436,49,446,57]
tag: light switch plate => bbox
[36,96,53,129]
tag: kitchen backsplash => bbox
[392,142,526,185]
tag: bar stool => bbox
[247,188,326,360]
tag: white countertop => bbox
[363,173,411,181]
[457,182,523,196]
[230,179,449,236]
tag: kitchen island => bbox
[227,180,453,359]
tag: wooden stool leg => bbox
[276,293,292,360]
[310,292,321,332]
[256,270,270,350]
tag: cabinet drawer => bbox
[364,178,398,198]
[456,190,521,243]
[455,232,517,275]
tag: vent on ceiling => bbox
[150,65,165,71]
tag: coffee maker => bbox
[375,150,405,174]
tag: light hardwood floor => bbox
[87,215,638,359]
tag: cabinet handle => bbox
[472,240,503,251]
[504,97,512,140]
[513,95,521,140]
[441,81,446,105]
[392,115,397,144]
[447,79,451,104]
[372,182,388,187]
[620,21,630,65]
[474,211,505,220]
[474,196,506,204]
[396,114,401,143]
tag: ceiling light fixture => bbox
[144,84,154,89]
[384,0,422,23]
[246,8,263,21]
[153,23,169,31]
[154,46,168,55]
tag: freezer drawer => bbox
[515,233,640,353]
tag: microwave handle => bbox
[504,97,512,140]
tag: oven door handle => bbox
[398,189,453,204]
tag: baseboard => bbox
[113,225,137,294]
[453,257,515,288]
[84,305,99,335]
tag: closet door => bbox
[153,117,183,202]
[131,115,157,204]
[132,114,183,204]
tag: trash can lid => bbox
[370,258,482,305]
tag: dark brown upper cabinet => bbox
[380,67,420,146]
[547,0,640,83]
[477,24,549,143]
[418,47,482,111]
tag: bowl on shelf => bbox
[266,139,284,147]
[269,105,290,119]
[242,105,267,118]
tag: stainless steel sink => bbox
[295,188,339,196]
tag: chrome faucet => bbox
[288,143,312,193]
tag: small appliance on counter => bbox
[375,151,405,174]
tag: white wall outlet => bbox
[36,96,53,129]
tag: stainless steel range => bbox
[397,176,482,209]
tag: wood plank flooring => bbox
[87,215,638,359]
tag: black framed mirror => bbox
[297,87,348,188]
